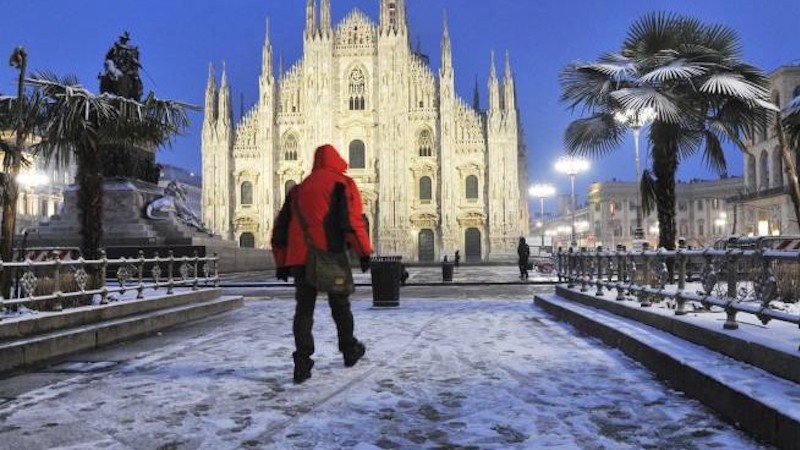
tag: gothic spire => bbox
[218,61,232,127]
[305,0,317,39]
[440,10,452,75]
[261,18,273,80]
[503,49,516,111]
[320,0,331,36]
[489,50,497,82]
[488,51,500,112]
[204,62,217,123]
[473,75,480,111]
[380,0,407,35]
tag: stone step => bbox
[535,291,800,450]
[0,292,243,373]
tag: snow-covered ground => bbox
[0,292,771,449]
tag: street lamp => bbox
[714,212,728,238]
[529,183,556,252]
[555,155,589,248]
[615,107,656,244]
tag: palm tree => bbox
[774,92,800,228]
[29,73,192,261]
[0,47,46,297]
[560,13,774,250]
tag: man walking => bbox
[517,237,530,280]
[271,144,373,384]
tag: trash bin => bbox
[442,261,454,282]
[370,256,402,307]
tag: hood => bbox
[312,144,348,174]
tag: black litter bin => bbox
[370,256,402,307]
[442,261,454,282]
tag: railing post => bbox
[615,246,625,301]
[100,250,109,304]
[579,248,589,293]
[639,243,652,307]
[137,250,145,299]
[167,250,175,295]
[192,250,199,291]
[567,248,575,288]
[152,251,161,290]
[213,252,220,288]
[675,249,687,315]
[53,256,63,311]
[595,246,604,296]
[723,250,739,330]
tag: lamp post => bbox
[615,107,656,244]
[529,183,555,252]
[555,155,589,248]
[714,212,728,242]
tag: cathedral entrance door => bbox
[465,228,481,262]
[418,229,435,262]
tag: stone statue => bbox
[146,180,211,234]
[99,31,143,101]
[98,32,159,182]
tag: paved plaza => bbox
[0,266,770,449]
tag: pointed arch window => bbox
[240,181,253,206]
[465,175,479,200]
[418,129,433,157]
[349,140,365,169]
[348,68,366,111]
[284,135,298,161]
[419,176,432,203]
[285,180,297,198]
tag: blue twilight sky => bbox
[2,0,798,208]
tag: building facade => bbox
[202,0,528,262]
[0,132,75,236]
[540,178,742,250]
[737,65,800,236]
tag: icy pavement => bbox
[0,289,771,449]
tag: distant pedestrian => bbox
[517,237,530,280]
[271,144,373,384]
[454,250,461,267]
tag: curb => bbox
[535,292,800,450]
[0,294,243,373]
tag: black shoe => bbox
[343,342,366,367]
[293,358,314,384]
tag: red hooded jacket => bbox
[271,144,372,268]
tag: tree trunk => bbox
[775,113,800,231]
[77,145,104,261]
[0,50,27,298]
[650,125,679,251]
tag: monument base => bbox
[22,178,273,273]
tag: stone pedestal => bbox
[22,178,273,272]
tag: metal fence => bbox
[556,245,800,350]
[0,249,219,318]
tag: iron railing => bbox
[0,250,219,318]
[556,246,800,350]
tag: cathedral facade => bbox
[202,0,529,262]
